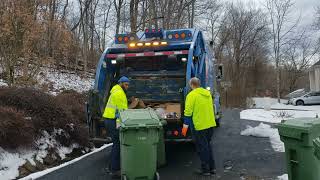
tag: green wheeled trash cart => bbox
[276,118,320,180]
[119,108,163,180]
[313,137,320,160]
[157,120,167,167]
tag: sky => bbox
[227,0,320,65]
[227,0,320,27]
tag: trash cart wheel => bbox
[154,172,160,180]
[122,175,127,180]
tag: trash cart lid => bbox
[276,118,320,140]
[119,108,162,129]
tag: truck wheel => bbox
[154,172,160,180]
[296,100,304,106]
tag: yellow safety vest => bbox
[184,87,216,130]
[103,84,128,119]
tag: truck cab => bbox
[86,28,222,143]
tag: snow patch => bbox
[37,68,94,95]
[278,174,288,180]
[57,144,79,160]
[0,79,8,87]
[0,129,81,180]
[241,123,284,152]
[241,109,320,123]
[0,148,27,180]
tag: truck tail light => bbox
[173,130,179,136]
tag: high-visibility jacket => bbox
[103,84,128,119]
[184,87,216,131]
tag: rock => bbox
[18,166,30,177]
[23,160,37,173]
[35,160,45,171]
[43,154,56,165]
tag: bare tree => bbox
[129,0,139,32]
[215,3,269,106]
[114,0,124,34]
[315,6,320,30]
[100,0,113,50]
[282,30,320,92]
[265,0,299,102]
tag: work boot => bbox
[194,169,211,176]
[110,170,121,179]
[210,169,217,175]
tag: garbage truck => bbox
[86,28,222,143]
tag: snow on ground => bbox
[0,68,94,95]
[240,109,319,124]
[278,174,288,180]
[242,97,320,123]
[241,123,284,152]
[271,103,320,111]
[0,79,8,87]
[0,148,35,180]
[37,69,94,95]
[0,129,80,180]
[20,143,112,180]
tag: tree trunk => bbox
[114,0,123,34]
[150,0,158,29]
[130,0,139,32]
[190,0,195,28]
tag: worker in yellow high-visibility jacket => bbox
[103,76,129,178]
[182,77,216,176]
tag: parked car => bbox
[285,88,306,99]
[289,92,320,106]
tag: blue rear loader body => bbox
[86,28,222,142]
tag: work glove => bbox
[182,116,192,137]
[181,124,189,137]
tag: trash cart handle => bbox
[290,160,299,164]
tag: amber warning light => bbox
[128,41,168,48]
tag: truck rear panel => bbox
[87,28,221,142]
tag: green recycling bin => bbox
[313,137,320,160]
[119,109,162,180]
[157,124,166,167]
[276,118,320,180]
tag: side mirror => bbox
[217,64,223,81]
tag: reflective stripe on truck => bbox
[106,50,189,59]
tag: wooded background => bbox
[0,0,320,107]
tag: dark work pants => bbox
[192,127,215,172]
[104,119,120,172]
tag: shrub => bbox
[0,107,35,149]
[55,90,87,123]
[0,87,89,147]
